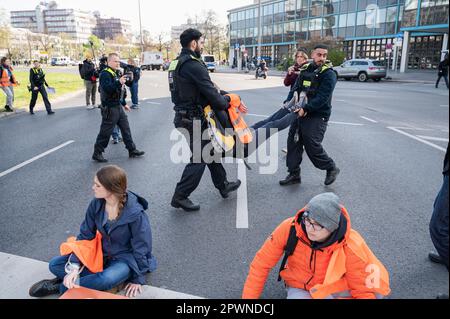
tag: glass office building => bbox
[228,0,449,71]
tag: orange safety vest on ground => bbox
[0,66,17,87]
[225,93,253,144]
[60,231,104,273]
[242,207,391,299]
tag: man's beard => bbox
[194,48,203,58]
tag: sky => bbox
[0,0,252,39]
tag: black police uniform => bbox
[285,62,337,177]
[93,67,139,159]
[169,48,233,202]
[29,67,53,114]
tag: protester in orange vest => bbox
[29,165,157,298]
[242,193,391,299]
[1,57,19,112]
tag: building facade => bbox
[228,0,449,71]
[93,14,132,40]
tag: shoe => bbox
[48,111,55,115]
[324,167,340,186]
[171,196,200,211]
[279,173,301,186]
[219,180,241,198]
[129,149,145,158]
[428,252,445,265]
[29,278,62,297]
[131,105,139,109]
[30,110,34,115]
[113,139,119,144]
[4,105,13,112]
[92,152,108,163]
[86,105,95,110]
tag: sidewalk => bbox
[0,252,203,299]
[216,66,443,84]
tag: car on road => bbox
[334,59,387,82]
[202,55,216,72]
[50,56,70,66]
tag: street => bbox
[0,70,448,299]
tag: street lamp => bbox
[138,0,144,54]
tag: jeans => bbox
[1,86,14,109]
[130,82,139,105]
[112,126,122,141]
[251,108,297,146]
[430,174,449,270]
[49,255,131,294]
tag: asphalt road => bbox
[0,70,448,299]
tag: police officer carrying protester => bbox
[92,53,144,163]
[280,45,340,186]
[169,28,241,212]
[29,60,54,115]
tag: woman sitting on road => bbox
[29,165,157,298]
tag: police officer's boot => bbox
[92,152,108,163]
[171,195,200,212]
[324,167,340,186]
[129,149,145,158]
[279,172,301,186]
[219,180,241,199]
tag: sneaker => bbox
[29,278,62,297]
[86,105,95,110]
[131,105,139,109]
[324,167,340,186]
[4,105,13,112]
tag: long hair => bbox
[96,165,128,216]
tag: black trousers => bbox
[436,74,449,88]
[29,85,52,113]
[173,113,227,199]
[94,105,136,154]
[286,116,335,174]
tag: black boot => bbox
[129,149,145,158]
[325,167,340,186]
[92,152,108,163]
[428,252,445,265]
[219,180,241,198]
[279,173,301,186]
[29,278,62,297]
[171,195,200,212]
[4,105,13,112]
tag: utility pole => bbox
[138,0,144,54]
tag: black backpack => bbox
[78,63,85,79]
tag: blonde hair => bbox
[295,49,309,60]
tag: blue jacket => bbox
[72,191,157,284]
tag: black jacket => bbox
[444,143,449,176]
[175,48,229,112]
[81,60,98,82]
[29,67,48,87]
[99,67,126,107]
[123,64,141,85]
[293,62,337,120]
[438,60,448,76]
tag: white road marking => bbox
[335,99,346,102]
[329,121,364,126]
[0,141,75,178]
[247,113,268,118]
[387,127,446,152]
[416,135,449,142]
[146,102,162,105]
[236,159,249,229]
[360,116,378,123]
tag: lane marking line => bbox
[416,135,449,142]
[236,159,249,229]
[329,121,364,126]
[360,116,378,123]
[387,127,446,152]
[0,141,75,178]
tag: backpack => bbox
[277,221,298,281]
[78,63,85,79]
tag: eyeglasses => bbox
[301,214,324,231]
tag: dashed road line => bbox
[387,127,446,152]
[360,116,378,123]
[0,141,75,178]
[329,121,364,126]
[236,159,249,229]
[416,135,449,142]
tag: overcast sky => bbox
[0,0,252,39]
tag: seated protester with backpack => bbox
[29,165,157,298]
[242,193,391,299]
[80,55,99,110]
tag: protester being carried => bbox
[29,165,157,298]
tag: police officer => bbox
[29,60,54,115]
[169,28,241,212]
[92,52,144,163]
[280,45,340,186]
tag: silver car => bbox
[334,59,387,82]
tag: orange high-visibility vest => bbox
[225,93,253,144]
[60,231,104,273]
[0,67,17,87]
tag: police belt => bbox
[176,107,203,119]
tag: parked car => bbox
[334,59,387,82]
[162,60,171,71]
[50,56,70,66]
[202,55,216,72]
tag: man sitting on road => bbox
[242,192,391,299]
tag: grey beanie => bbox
[306,193,341,232]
